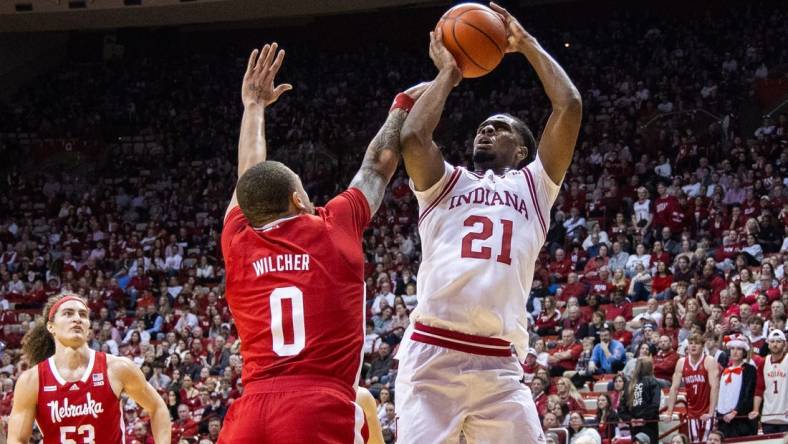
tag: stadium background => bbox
[0,0,786,442]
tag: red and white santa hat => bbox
[724,334,750,351]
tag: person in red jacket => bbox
[653,335,679,386]
[172,404,198,443]
[548,329,583,377]
[548,248,573,283]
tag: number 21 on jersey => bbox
[461,215,513,265]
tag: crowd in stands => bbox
[0,1,787,443]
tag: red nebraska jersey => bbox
[682,354,711,417]
[36,350,123,444]
[221,188,370,389]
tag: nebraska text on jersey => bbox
[252,254,310,277]
[47,392,104,423]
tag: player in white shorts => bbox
[396,4,582,443]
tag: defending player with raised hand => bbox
[395,3,582,443]
[218,42,427,443]
[7,294,171,444]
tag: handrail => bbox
[639,108,723,129]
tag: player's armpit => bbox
[6,369,38,444]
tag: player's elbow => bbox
[556,92,583,115]
[400,123,430,152]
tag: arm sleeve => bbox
[409,162,455,208]
[324,188,372,240]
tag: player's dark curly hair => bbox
[500,113,537,168]
[22,293,88,366]
[236,160,297,226]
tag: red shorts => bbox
[217,376,365,444]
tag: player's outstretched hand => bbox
[429,29,461,85]
[489,2,536,53]
[242,42,293,108]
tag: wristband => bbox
[390,93,415,113]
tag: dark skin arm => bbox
[490,2,582,185]
[399,29,462,192]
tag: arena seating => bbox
[0,0,786,443]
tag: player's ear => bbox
[291,191,307,213]
[516,144,527,165]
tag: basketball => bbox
[437,3,508,78]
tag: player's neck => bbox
[53,343,91,370]
[772,351,785,361]
[473,163,511,175]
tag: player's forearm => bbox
[149,405,173,444]
[350,109,408,214]
[517,39,581,108]
[400,68,459,147]
[363,109,408,180]
[237,103,266,178]
[708,381,719,414]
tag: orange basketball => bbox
[437,3,508,78]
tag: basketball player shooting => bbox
[395,3,582,443]
[217,43,426,443]
[7,294,171,444]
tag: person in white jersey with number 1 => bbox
[395,3,582,443]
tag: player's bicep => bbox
[537,99,582,185]
[401,139,446,192]
[116,358,166,413]
[7,370,37,443]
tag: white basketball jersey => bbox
[762,354,788,424]
[409,156,560,360]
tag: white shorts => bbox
[394,328,545,444]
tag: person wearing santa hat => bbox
[716,334,762,438]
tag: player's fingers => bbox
[489,2,509,16]
[255,44,271,72]
[269,49,286,75]
[273,83,293,98]
[246,49,259,74]
[261,42,278,71]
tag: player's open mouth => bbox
[476,138,493,148]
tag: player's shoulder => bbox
[17,366,39,389]
[106,354,137,375]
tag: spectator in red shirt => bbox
[558,273,587,306]
[559,305,589,339]
[535,296,562,336]
[548,248,573,283]
[651,261,673,295]
[654,182,679,231]
[532,376,549,416]
[612,316,633,347]
[172,404,199,443]
[606,289,633,321]
[131,422,155,444]
[548,329,583,377]
[653,335,679,386]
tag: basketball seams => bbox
[453,9,505,56]
[439,5,506,77]
[447,18,488,74]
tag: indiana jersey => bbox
[221,188,370,391]
[682,354,712,417]
[36,350,123,444]
[762,354,788,424]
[409,157,560,359]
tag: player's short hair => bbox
[236,161,297,225]
[499,113,536,167]
[688,333,705,345]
